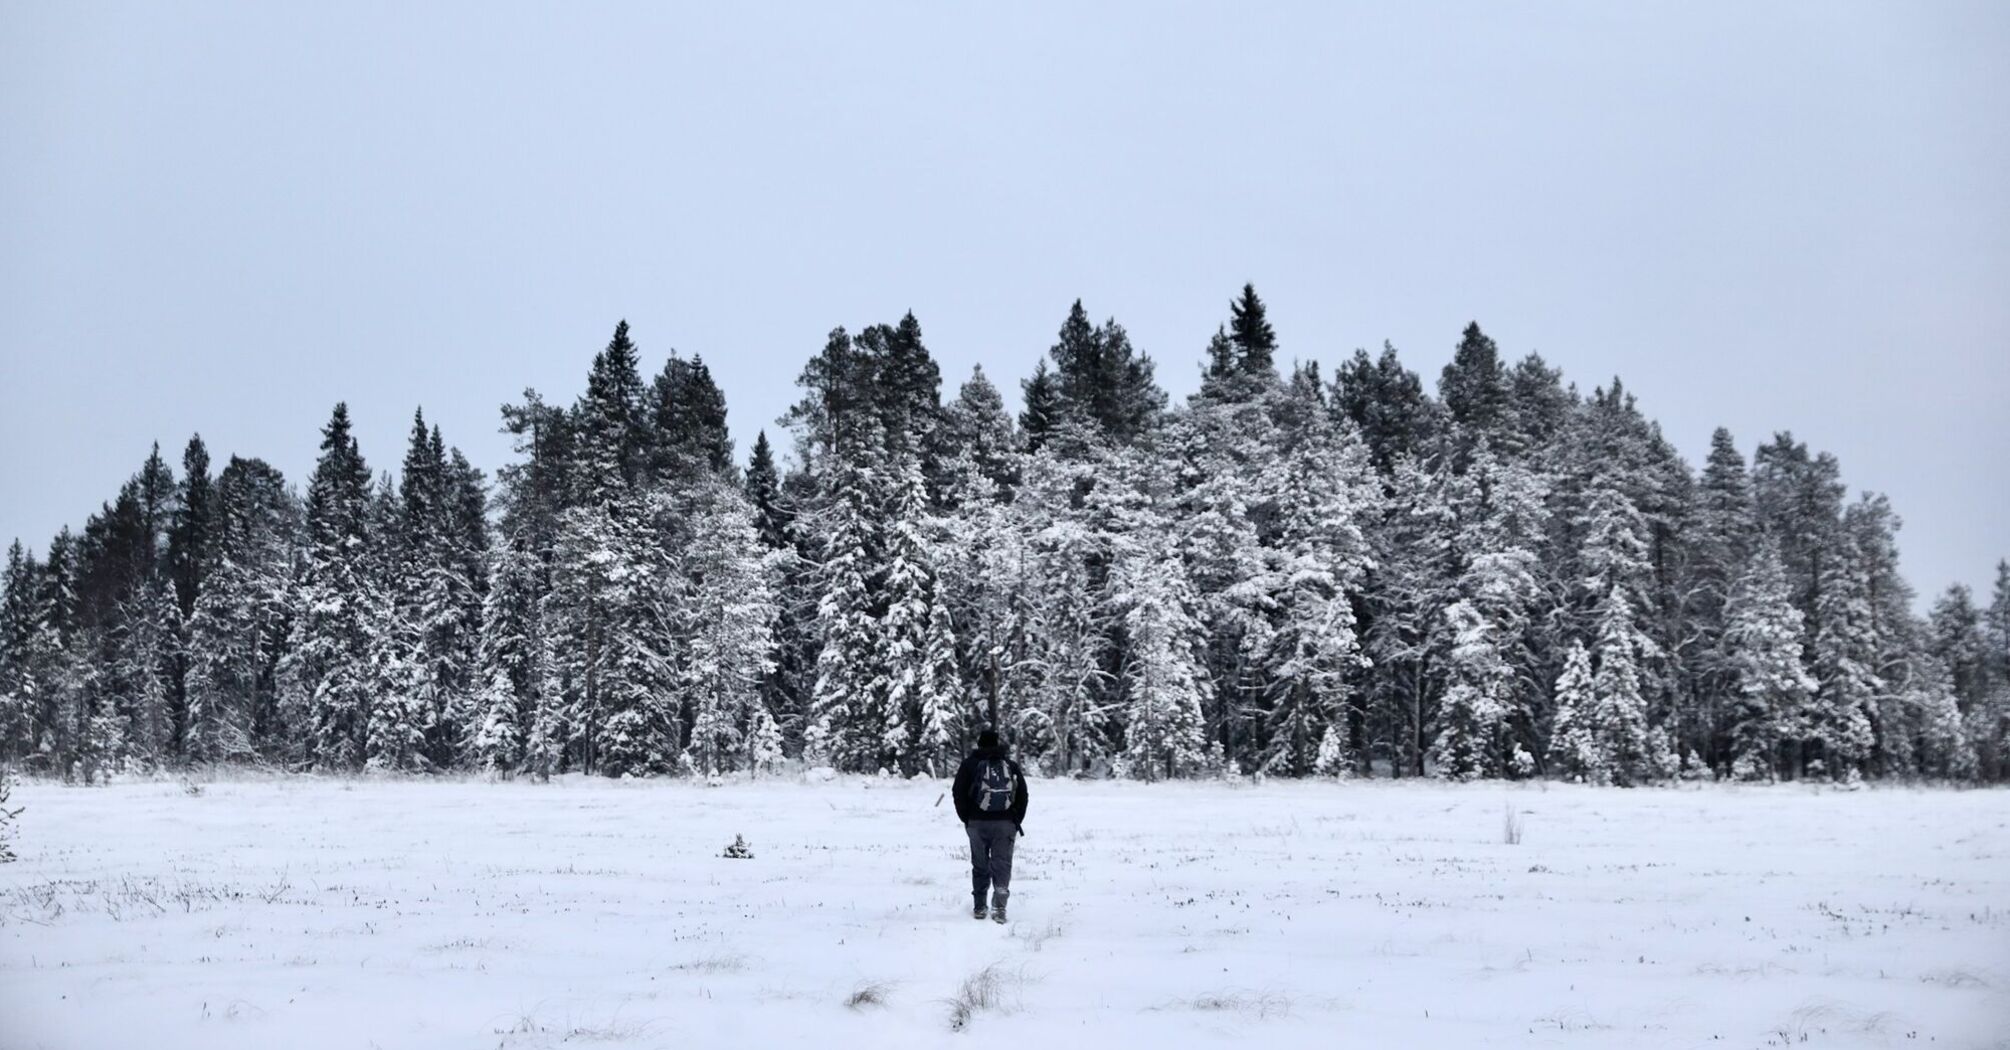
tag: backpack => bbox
[975,758,1015,815]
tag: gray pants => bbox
[966,819,1017,904]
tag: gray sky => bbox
[3,2,2006,602]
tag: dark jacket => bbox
[953,746,1029,827]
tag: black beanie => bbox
[977,730,1000,749]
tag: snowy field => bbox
[2,776,2006,1050]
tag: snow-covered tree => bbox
[1720,540,1815,781]
[281,405,378,771]
[1587,586,1659,785]
[1253,388,1376,775]
[469,533,543,773]
[803,454,887,772]
[185,457,295,764]
[678,483,784,776]
[1546,642,1599,780]
[1111,532,1213,781]
[1806,531,1878,779]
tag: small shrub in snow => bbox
[721,834,753,860]
[946,964,1008,1031]
[1502,801,1524,845]
[844,981,890,1010]
[0,772,19,863]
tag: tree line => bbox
[2,287,2006,784]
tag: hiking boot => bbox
[972,896,988,920]
[990,889,1009,924]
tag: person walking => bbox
[953,730,1029,923]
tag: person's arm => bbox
[952,758,975,823]
[1009,762,1029,829]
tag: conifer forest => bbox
[3,287,2005,785]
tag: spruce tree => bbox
[0,543,41,762]
[185,458,295,764]
[1686,427,1754,765]
[1112,531,1213,781]
[678,483,783,776]
[469,535,539,774]
[1546,641,1599,780]
[743,431,790,550]
[804,452,886,772]
[650,352,733,481]
[1332,344,1435,474]
[573,320,652,501]
[1018,359,1064,453]
[1720,540,1815,780]
[1589,586,1658,785]
[282,405,377,770]
[940,366,1021,498]
[1439,322,1509,438]
[1227,283,1277,378]
[1254,392,1375,775]
[1807,531,1879,779]
[877,458,944,774]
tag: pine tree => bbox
[940,366,1021,498]
[1428,445,1549,779]
[1720,540,1815,780]
[1685,427,1754,766]
[1432,553,1538,781]
[1227,283,1277,379]
[650,352,733,481]
[877,458,950,774]
[1112,532,1213,781]
[1332,344,1435,474]
[1807,531,1879,779]
[573,320,652,502]
[1546,642,1599,780]
[1198,285,1280,403]
[1044,301,1166,445]
[679,483,783,776]
[282,405,377,770]
[1253,394,1375,775]
[25,530,83,775]
[1907,655,1975,780]
[1588,586,1658,785]
[1439,322,1509,440]
[1982,561,2010,779]
[0,542,41,762]
[470,533,543,773]
[1018,359,1064,454]
[868,311,944,464]
[1356,458,1453,777]
[744,432,790,549]
[185,458,295,764]
[803,452,886,772]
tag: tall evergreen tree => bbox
[0,543,42,762]
[1439,322,1510,439]
[651,352,733,480]
[1018,359,1063,454]
[185,458,295,763]
[1720,540,1815,781]
[281,404,377,770]
[678,483,784,776]
[1332,344,1435,474]
[1112,530,1214,781]
[1226,283,1277,379]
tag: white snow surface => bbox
[3,775,2006,1049]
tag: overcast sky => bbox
[2,2,2005,602]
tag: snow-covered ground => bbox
[2,775,2005,1049]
